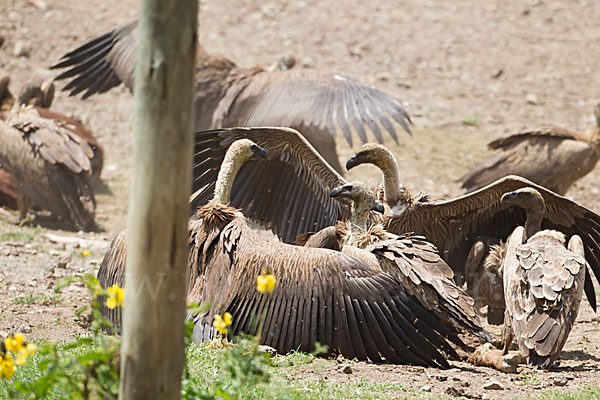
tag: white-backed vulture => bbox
[51,21,412,174]
[99,135,465,367]
[344,143,600,312]
[459,105,600,195]
[501,188,585,368]
[0,88,96,229]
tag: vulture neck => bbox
[523,204,544,241]
[213,148,244,205]
[345,203,370,245]
[373,148,413,211]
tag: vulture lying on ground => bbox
[344,143,600,312]
[459,105,600,195]
[51,21,412,174]
[501,188,585,368]
[0,85,96,229]
[192,129,600,313]
[99,134,465,367]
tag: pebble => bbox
[483,380,504,390]
[338,364,353,374]
[525,93,538,105]
[12,40,30,57]
[553,378,568,387]
[420,385,432,392]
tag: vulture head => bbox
[501,187,545,212]
[345,143,397,172]
[330,181,385,216]
[16,80,55,109]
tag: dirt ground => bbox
[1,0,600,398]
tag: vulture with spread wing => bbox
[51,21,411,174]
[0,86,96,229]
[459,105,600,195]
[344,143,600,312]
[501,188,585,368]
[99,135,463,367]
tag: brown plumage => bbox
[99,135,463,367]
[0,77,103,212]
[345,143,600,312]
[465,237,506,325]
[0,96,95,229]
[501,188,585,368]
[51,21,412,174]
[459,106,600,195]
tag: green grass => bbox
[14,293,63,306]
[516,371,541,386]
[461,116,479,126]
[2,340,600,400]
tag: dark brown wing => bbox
[460,127,597,194]
[191,127,350,243]
[504,228,585,367]
[215,68,412,148]
[190,218,460,367]
[369,234,486,339]
[296,225,344,250]
[51,22,137,98]
[385,175,600,310]
[0,168,17,209]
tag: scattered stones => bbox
[420,385,432,392]
[483,380,504,390]
[553,378,568,387]
[525,93,538,105]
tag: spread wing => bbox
[505,230,585,366]
[385,175,600,309]
[368,234,485,338]
[190,219,460,367]
[459,127,596,194]
[191,127,350,243]
[51,22,138,98]
[215,68,412,148]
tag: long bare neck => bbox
[524,206,544,241]
[213,150,244,205]
[373,150,402,206]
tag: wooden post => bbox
[119,0,197,398]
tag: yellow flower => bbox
[106,284,125,309]
[256,270,276,294]
[93,288,102,299]
[25,342,37,356]
[213,314,228,335]
[4,334,25,353]
[0,354,16,379]
[81,250,90,257]
[15,349,27,366]
[223,312,232,326]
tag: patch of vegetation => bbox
[13,294,63,306]
[517,371,541,386]
[528,388,600,399]
[461,117,479,126]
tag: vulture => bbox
[459,105,600,195]
[51,21,412,174]
[98,134,465,368]
[344,143,600,313]
[0,87,96,229]
[501,187,585,368]
[301,181,488,343]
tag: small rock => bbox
[8,286,17,292]
[13,41,30,57]
[525,93,538,105]
[338,364,352,374]
[483,380,504,390]
[445,386,465,397]
[420,385,431,392]
[553,378,568,387]
[257,345,277,356]
[566,376,574,381]
[432,374,447,382]
[19,325,32,333]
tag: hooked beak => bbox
[501,191,517,203]
[345,154,360,171]
[330,186,344,198]
[372,200,385,214]
[253,146,268,160]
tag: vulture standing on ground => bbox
[0,85,96,229]
[99,133,465,367]
[51,21,412,174]
[343,143,600,313]
[459,105,600,195]
[501,187,585,368]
